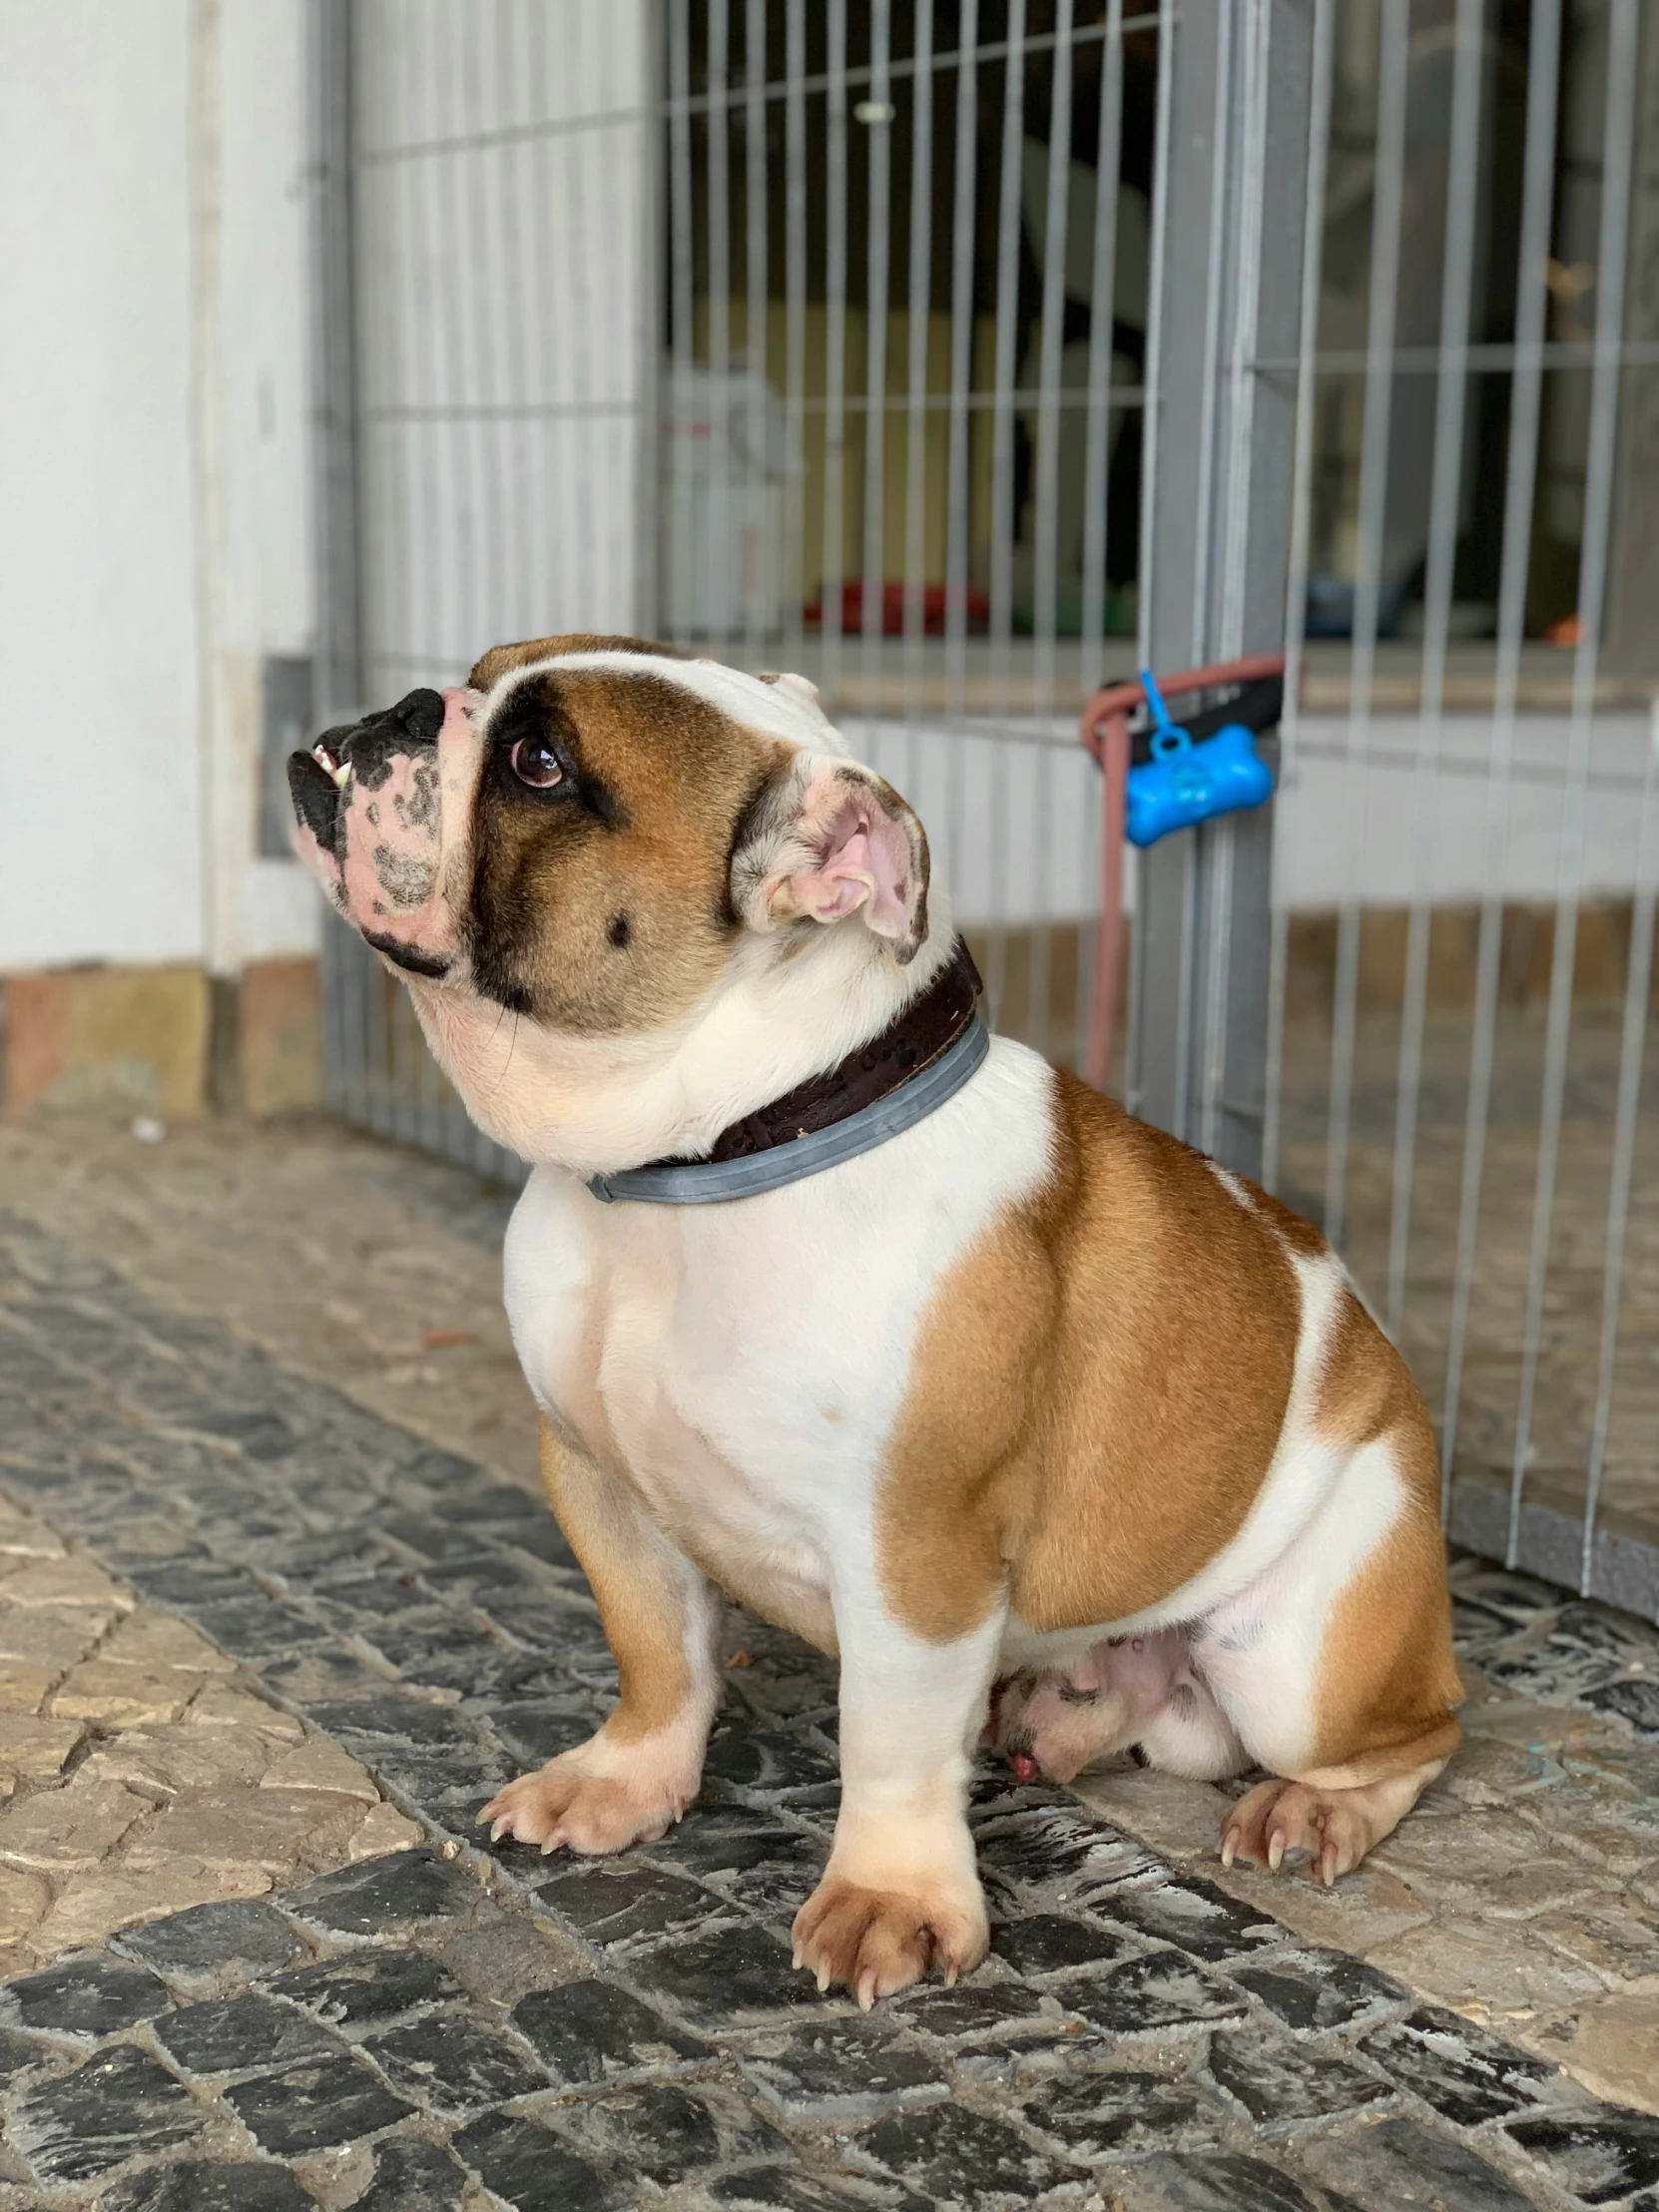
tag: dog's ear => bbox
[732,755,929,964]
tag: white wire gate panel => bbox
[313,0,1659,1619]
[1267,0,1659,1620]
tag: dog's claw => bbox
[1267,1829,1286,1873]
[489,1818,508,1843]
[1321,1842,1339,1888]
[1220,1833,1236,1870]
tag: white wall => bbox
[0,0,317,976]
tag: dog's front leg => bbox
[480,1421,722,1855]
[794,1595,1005,2007]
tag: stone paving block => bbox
[703,1719,841,1800]
[154,1990,343,2075]
[450,2110,625,2211]
[511,1976,713,2083]
[488,1698,602,1768]
[100,1611,238,1676]
[347,1801,424,1860]
[0,1600,109,1670]
[0,1554,132,1613]
[1228,1947,1408,2033]
[1507,2109,1659,2204]
[11,2042,206,2182]
[1361,2004,1572,2126]
[1061,1949,1249,2036]
[708,2166,932,2211]
[283,1846,480,1938]
[1019,2067,1229,2161]
[267,1943,464,2026]
[78,1723,274,1800]
[52,1657,206,1726]
[986,1912,1138,1980]
[100,2162,314,2212]
[364,2005,548,2113]
[348,2136,471,2212]
[0,2018,65,2087]
[0,1950,172,2035]
[890,1981,1051,2043]
[0,1714,86,1779]
[185,1682,306,1740]
[0,1865,48,1947]
[1092,2149,1347,2210]
[257,1734,381,1801]
[1203,2029,1393,2131]
[115,1897,309,1991]
[0,1659,60,1711]
[738,2016,949,2120]
[1539,1991,1659,2115]
[133,1786,371,1876]
[857,2101,1084,2207]
[558,2076,792,2184]
[1295,2114,1546,2210]
[535,1860,741,1949]
[1583,1677,1659,1736]
[222,2051,414,2154]
[1100,1874,1282,1963]
[632,1924,830,2027]
[1367,1913,1608,2020]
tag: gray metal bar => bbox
[1324,0,1409,1253]
[1439,0,1564,1504]
[1130,0,1314,1177]
[820,0,850,693]
[706,0,732,650]
[745,0,768,657]
[1077,0,1125,706]
[1508,0,1641,1567]
[1582,705,1659,1590]
[309,0,363,718]
[667,0,695,647]
[983,1,1026,1026]
[1261,0,1333,1195]
[941,1,978,892]
[782,0,808,662]
[1027,0,1074,1062]
[859,3,893,707]
[1385,0,1484,1337]
[899,0,935,803]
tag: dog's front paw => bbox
[791,1873,988,2008]
[479,1746,691,1857]
[1220,1776,1368,1886]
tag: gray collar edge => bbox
[586,1016,990,1206]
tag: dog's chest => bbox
[503,1173,900,1582]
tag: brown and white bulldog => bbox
[289,636,1461,2007]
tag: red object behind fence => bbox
[803,582,992,636]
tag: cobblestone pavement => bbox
[2,1152,1659,2205]
[0,1502,419,1971]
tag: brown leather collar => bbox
[648,937,983,1171]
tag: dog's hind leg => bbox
[1196,1407,1462,1886]
[480,1421,723,1855]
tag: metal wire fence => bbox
[316,0,1659,1619]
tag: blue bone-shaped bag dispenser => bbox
[1125,669,1275,848]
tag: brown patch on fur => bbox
[467,633,686,690]
[467,667,789,1032]
[1305,1293,1462,1773]
[536,1419,695,1745]
[875,1072,1306,1643]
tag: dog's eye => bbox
[510,736,564,790]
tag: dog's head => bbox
[287,637,930,1038]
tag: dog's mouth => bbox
[286,744,346,859]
